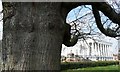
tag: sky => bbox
[66,5,118,54]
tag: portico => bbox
[61,39,113,61]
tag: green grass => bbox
[80,65,119,70]
[61,65,120,72]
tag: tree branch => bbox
[61,2,120,38]
[92,5,120,37]
[62,2,120,26]
[63,23,79,47]
[93,2,120,26]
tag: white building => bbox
[118,38,120,60]
[61,38,113,61]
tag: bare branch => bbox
[94,2,120,26]
[63,2,120,26]
[92,5,120,37]
[84,5,92,10]
[103,19,109,25]
[115,26,120,32]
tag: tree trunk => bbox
[2,2,64,71]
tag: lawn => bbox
[61,65,119,72]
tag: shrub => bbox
[61,61,119,70]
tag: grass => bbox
[61,65,120,72]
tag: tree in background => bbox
[1,1,120,71]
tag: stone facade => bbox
[61,39,114,61]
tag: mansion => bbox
[61,38,114,61]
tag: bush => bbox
[61,61,119,70]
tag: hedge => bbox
[61,61,119,70]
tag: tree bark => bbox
[2,2,65,71]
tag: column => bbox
[106,45,108,60]
[108,45,110,57]
[99,43,101,60]
[96,42,99,60]
[103,44,105,56]
[102,44,103,56]
[101,44,103,60]
[99,43,101,56]
[105,45,107,57]
[105,44,108,60]
[94,42,97,56]
[97,43,99,56]
[96,43,98,56]
[88,42,92,60]
[93,42,96,55]
[91,42,94,56]
[103,44,105,60]
[101,44,104,60]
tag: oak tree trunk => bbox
[2,2,65,71]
